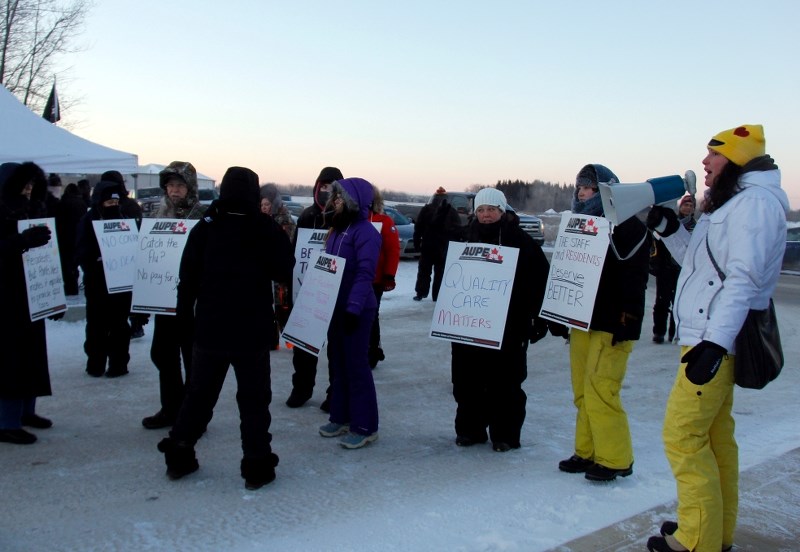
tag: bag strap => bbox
[705,235,726,282]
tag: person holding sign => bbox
[558,164,650,481]
[157,166,294,490]
[75,180,134,378]
[450,187,550,453]
[644,126,787,552]
[141,162,208,430]
[286,166,342,409]
[367,186,400,369]
[0,162,54,445]
[317,178,382,449]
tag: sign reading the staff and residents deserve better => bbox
[429,241,518,350]
[131,218,198,314]
[282,252,345,356]
[539,213,609,329]
[18,218,66,322]
[92,219,139,293]
[292,228,329,303]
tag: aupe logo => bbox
[103,221,131,232]
[458,245,504,263]
[315,255,338,274]
[150,221,190,234]
[309,231,327,245]
[565,217,599,235]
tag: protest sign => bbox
[292,227,329,303]
[131,218,198,314]
[539,213,609,329]
[282,252,345,356]
[92,219,139,293]
[430,241,518,350]
[18,218,66,321]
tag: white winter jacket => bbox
[662,169,788,352]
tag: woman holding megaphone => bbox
[645,125,788,552]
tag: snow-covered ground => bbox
[2,260,798,552]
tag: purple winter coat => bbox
[324,178,381,316]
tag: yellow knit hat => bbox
[708,125,765,166]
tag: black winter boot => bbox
[241,453,280,490]
[157,437,199,480]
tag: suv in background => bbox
[515,212,545,246]
[429,191,475,226]
[135,187,162,217]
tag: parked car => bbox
[198,187,219,205]
[784,226,800,271]
[431,191,475,226]
[384,206,419,259]
[135,187,162,217]
[515,212,545,246]
[284,201,305,218]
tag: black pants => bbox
[369,285,384,363]
[84,287,131,374]
[451,340,528,446]
[170,346,273,459]
[290,348,318,398]
[150,314,193,416]
[415,249,445,300]
[653,269,679,339]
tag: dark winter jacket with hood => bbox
[413,194,461,254]
[154,161,207,220]
[0,162,52,399]
[461,211,550,347]
[75,180,130,292]
[177,166,295,353]
[296,167,342,231]
[572,164,651,341]
[324,178,381,317]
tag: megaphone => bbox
[598,171,697,225]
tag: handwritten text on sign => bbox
[19,218,67,321]
[539,213,609,329]
[429,241,518,350]
[282,252,345,356]
[92,219,139,293]
[292,228,328,303]
[131,218,198,314]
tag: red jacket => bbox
[370,212,400,284]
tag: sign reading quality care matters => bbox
[430,241,518,350]
[282,252,345,356]
[92,219,139,293]
[539,212,609,329]
[131,218,198,314]
[18,218,67,321]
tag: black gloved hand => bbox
[20,226,52,250]
[548,321,570,339]
[681,340,727,385]
[48,311,66,321]
[529,317,549,344]
[343,312,360,335]
[646,206,680,237]
[383,274,396,292]
[611,312,638,346]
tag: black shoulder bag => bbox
[705,236,784,389]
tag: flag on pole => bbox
[43,81,61,123]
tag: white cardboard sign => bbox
[91,219,139,293]
[429,241,518,350]
[539,212,610,329]
[282,252,346,356]
[292,227,329,303]
[18,217,67,321]
[131,218,198,314]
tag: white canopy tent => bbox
[0,85,138,174]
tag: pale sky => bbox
[60,0,799,208]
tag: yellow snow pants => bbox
[663,346,737,552]
[569,329,634,469]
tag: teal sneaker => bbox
[339,431,378,449]
[319,422,349,437]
